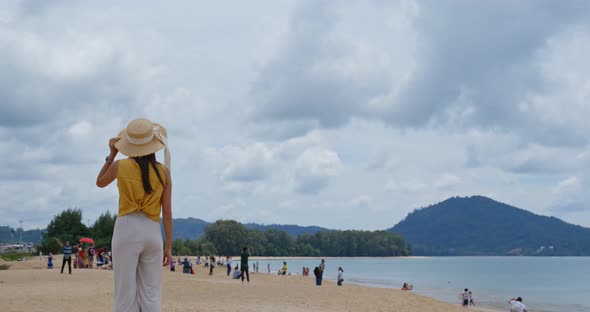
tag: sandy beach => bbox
[0,257,483,312]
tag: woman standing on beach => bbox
[76,247,84,268]
[82,248,89,268]
[96,118,173,312]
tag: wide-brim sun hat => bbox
[115,118,171,169]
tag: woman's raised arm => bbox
[96,137,120,188]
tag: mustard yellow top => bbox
[117,158,166,222]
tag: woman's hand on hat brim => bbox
[109,137,120,156]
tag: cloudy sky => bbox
[2,0,590,231]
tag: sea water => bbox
[255,257,590,312]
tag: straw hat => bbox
[115,118,171,169]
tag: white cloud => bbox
[250,0,419,132]
[434,174,462,190]
[219,143,275,183]
[550,176,587,217]
[350,195,370,208]
[553,177,581,195]
[369,150,400,171]
[292,147,343,194]
[385,179,426,192]
[67,121,92,139]
[279,200,295,208]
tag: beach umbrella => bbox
[80,237,94,244]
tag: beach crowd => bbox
[165,250,341,288]
[43,239,113,274]
[44,241,530,311]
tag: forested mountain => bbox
[166,218,328,240]
[165,217,209,239]
[390,196,590,256]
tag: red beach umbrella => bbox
[80,237,94,244]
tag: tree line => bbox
[172,220,411,257]
[38,210,411,257]
[38,209,116,254]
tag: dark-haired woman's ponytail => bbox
[134,154,164,194]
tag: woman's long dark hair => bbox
[134,153,164,194]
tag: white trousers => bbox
[112,212,163,312]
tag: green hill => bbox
[165,217,210,239]
[390,196,590,256]
[162,218,328,240]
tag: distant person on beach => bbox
[54,239,81,274]
[317,259,325,285]
[170,258,176,272]
[96,118,173,311]
[204,257,209,268]
[226,256,232,276]
[82,247,90,268]
[240,246,250,283]
[337,267,344,286]
[47,252,53,269]
[180,257,192,274]
[460,289,470,308]
[313,266,321,286]
[256,260,259,272]
[282,262,288,275]
[401,283,413,291]
[209,256,216,276]
[76,247,84,268]
[97,251,104,268]
[508,297,528,312]
[267,263,270,273]
[469,291,474,306]
[233,264,241,279]
[88,247,95,269]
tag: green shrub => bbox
[0,251,34,261]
